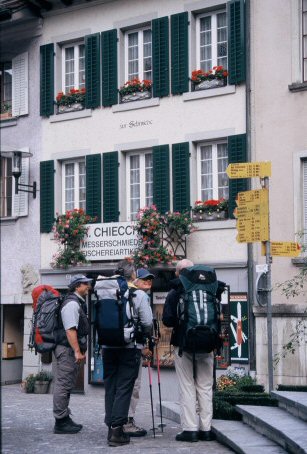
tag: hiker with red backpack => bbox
[162,259,224,443]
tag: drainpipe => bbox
[245,0,256,372]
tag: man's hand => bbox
[74,350,86,364]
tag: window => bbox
[0,157,13,217]
[303,0,307,82]
[127,151,153,220]
[197,142,228,200]
[62,160,86,212]
[303,159,307,243]
[62,42,85,93]
[0,62,12,118]
[125,27,152,81]
[197,11,228,72]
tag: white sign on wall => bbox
[80,222,139,261]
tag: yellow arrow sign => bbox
[261,241,301,257]
[236,188,269,207]
[226,162,272,179]
[236,216,269,243]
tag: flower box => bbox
[120,90,151,103]
[57,102,84,114]
[194,77,227,91]
[193,210,228,222]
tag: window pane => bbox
[65,163,75,210]
[217,143,228,199]
[143,29,152,81]
[217,12,227,68]
[145,153,153,205]
[0,62,12,113]
[304,0,307,12]
[200,16,211,32]
[200,16,212,70]
[0,157,12,217]
[130,155,140,219]
[79,161,86,208]
[128,32,139,80]
[65,47,75,92]
[200,145,213,200]
[79,44,85,88]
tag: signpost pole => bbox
[263,176,273,392]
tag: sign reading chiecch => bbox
[80,222,139,261]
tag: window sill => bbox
[194,219,236,230]
[288,82,307,92]
[0,118,17,128]
[0,216,19,224]
[183,84,236,102]
[112,97,160,113]
[50,109,92,123]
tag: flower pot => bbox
[34,380,50,394]
[120,90,151,103]
[194,78,226,91]
[193,211,227,222]
[57,103,84,114]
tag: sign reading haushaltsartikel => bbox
[80,222,140,261]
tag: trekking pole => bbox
[147,356,156,438]
[155,344,166,431]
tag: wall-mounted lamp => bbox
[1,147,37,198]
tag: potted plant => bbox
[22,374,36,393]
[118,78,152,103]
[191,66,228,91]
[34,370,53,394]
[55,88,86,113]
[163,211,195,236]
[0,101,12,120]
[192,198,228,221]
[51,208,96,269]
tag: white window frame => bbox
[0,157,13,217]
[126,150,153,221]
[196,9,228,72]
[196,141,228,201]
[61,41,85,93]
[124,26,152,82]
[61,159,86,213]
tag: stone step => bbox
[211,419,287,454]
[236,405,307,454]
[271,391,307,422]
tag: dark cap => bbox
[69,274,93,288]
[136,268,155,280]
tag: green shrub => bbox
[24,374,36,393]
[276,384,307,392]
[239,384,265,393]
[213,397,242,420]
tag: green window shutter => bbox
[228,0,246,85]
[86,154,102,222]
[103,151,119,222]
[152,17,169,98]
[153,145,170,213]
[40,44,54,117]
[228,134,248,218]
[40,160,54,233]
[171,12,189,95]
[172,142,190,212]
[85,33,101,109]
[101,29,118,107]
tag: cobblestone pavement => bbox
[1,370,233,454]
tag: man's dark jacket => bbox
[162,278,184,346]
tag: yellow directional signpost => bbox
[226,160,301,392]
[261,241,300,257]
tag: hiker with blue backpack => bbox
[94,262,153,447]
[163,259,224,443]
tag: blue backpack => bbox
[94,275,136,347]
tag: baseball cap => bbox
[69,274,93,288]
[136,268,155,280]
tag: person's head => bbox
[115,259,136,282]
[68,274,93,297]
[134,268,155,291]
[175,259,194,277]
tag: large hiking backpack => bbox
[29,285,63,353]
[94,275,136,347]
[178,265,222,358]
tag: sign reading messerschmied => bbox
[230,294,249,363]
[80,222,140,261]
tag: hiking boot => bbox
[54,416,82,434]
[108,425,130,447]
[123,417,147,437]
[175,431,198,442]
[198,430,216,441]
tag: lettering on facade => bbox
[80,222,140,261]
[120,119,153,129]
